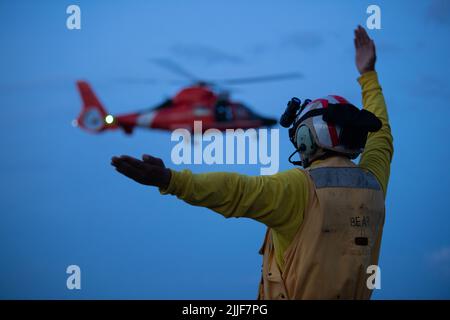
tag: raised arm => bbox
[354,25,394,196]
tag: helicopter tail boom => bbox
[75,81,116,133]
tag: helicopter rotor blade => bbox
[115,77,159,85]
[150,58,200,82]
[115,76,190,87]
[212,72,303,85]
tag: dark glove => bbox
[111,154,171,189]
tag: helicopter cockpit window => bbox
[215,101,233,122]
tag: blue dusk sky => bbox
[0,0,449,299]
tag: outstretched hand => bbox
[111,154,171,189]
[354,25,376,75]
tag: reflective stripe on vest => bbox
[308,167,381,190]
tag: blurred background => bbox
[0,0,449,299]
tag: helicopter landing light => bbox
[105,115,114,124]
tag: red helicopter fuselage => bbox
[75,81,277,134]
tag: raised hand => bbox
[111,154,171,189]
[354,25,376,75]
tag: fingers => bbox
[354,25,368,48]
[354,27,362,48]
[111,154,169,187]
[112,155,146,170]
[354,35,360,48]
[113,159,143,181]
[113,154,164,167]
[111,155,136,165]
[371,39,376,52]
[121,155,147,170]
[360,27,369,45]
[111,156,138,171]
[142,154,165,167]
[111,156,122,168]
[355,25,371,45]
[360,25,370,41]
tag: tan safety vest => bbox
[258,156,385,299]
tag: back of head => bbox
[282,95,382,167]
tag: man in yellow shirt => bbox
[111,26,393,299]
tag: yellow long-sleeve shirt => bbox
[161,71,393,269]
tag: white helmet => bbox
[286,95,381,167]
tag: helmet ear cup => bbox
[296,125,317,158]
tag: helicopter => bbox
[73,59,302,134]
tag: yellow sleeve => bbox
[160,168,309,236]
[357,71,394,196]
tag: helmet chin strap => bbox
[288,149,303,166]
[289,148,333,168]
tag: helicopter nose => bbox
[262,117,278,127]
